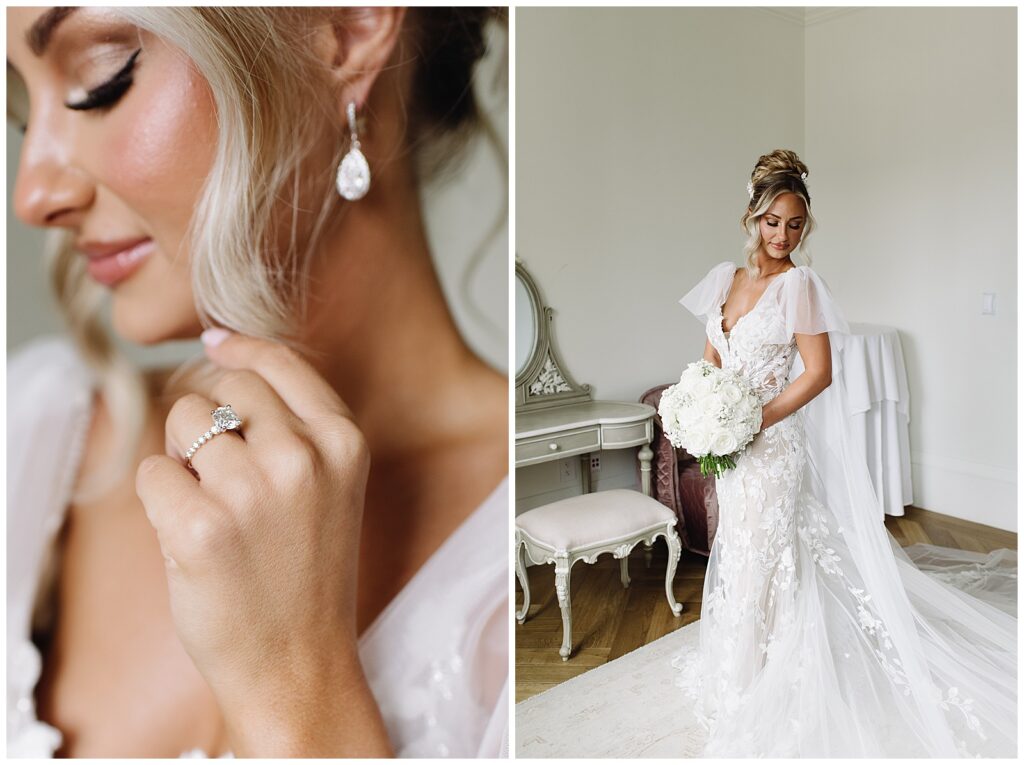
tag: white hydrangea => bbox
[657,359,762,477]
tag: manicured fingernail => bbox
[201,328,231,347]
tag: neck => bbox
[755,248,794,278]
[297,161,498,461]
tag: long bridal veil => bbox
[675,267,1016,757]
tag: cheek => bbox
[100,48,217,237]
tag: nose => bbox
[12,126,94,229]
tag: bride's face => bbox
[758,192,806,261]
[7,7,218,344]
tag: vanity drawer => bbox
[601,420,652,448]
[515,427,601,466]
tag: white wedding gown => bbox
[672,261,1016,757]
[7,336,509,758]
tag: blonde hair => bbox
[740,149,817,279]
[10,8,502,501]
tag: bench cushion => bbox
[516,489,675,551]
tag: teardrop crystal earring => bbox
[335,101,371,201]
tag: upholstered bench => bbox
[514,489,683,660]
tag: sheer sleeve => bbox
[678,261,738,324]
[780,265,850,339]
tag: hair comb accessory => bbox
[746,180,754,199]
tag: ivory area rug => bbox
[515,621,707,758]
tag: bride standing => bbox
[7,7,507,758]
[673,149,1016,757]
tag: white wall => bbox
[517,7,1017,531]
[804,7,1016,529]
[6,22,508,374]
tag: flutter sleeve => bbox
[678,260,737,324]
[778,265,850,341]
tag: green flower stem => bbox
[699,453,738,478]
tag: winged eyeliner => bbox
[65,47,141,111]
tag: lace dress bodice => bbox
[706,266,799,405]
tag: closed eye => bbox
[65,47,141,111]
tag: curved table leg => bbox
[619,555,630,588]
[664,525,683,616]
[554,551,573,661]
[515,531,530,624]
[643,540,653,568]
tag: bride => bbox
[7,7,507,758]
[672,149,1016,757]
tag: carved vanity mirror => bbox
[515,259,591,411]
[515,259,656,496]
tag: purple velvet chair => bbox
[638,384,719,556]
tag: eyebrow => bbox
[765,213,804,220]
[27,7,78,57]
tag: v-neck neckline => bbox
[356,473,508,648]
[719,264,795,337]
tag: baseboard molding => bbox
[910,452,1016,532]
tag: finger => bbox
[208,367,307,445]
[136,453,206,552]
[165,392,247,477]
[136,454,242,573]
[200,328,352,422]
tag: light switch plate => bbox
[982,292,996,315]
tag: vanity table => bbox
[515,260,656,495]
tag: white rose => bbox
[700,393,724,418]
[709,430,739,456]
[691,374,715,397]
[683,422,712,456]
[719,382,743,406]
[679,364,702,384]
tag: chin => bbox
[110,293,202,346]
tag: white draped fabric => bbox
[792,322,913,517]
[6,336,509,759]
[672,261,1016,757]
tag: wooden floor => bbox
[514,505,1016,702]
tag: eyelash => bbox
[65,47,141,112]
[767,221,801,228]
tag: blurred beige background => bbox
[516,7,1016,530]
[7,22,509,374]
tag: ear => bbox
[313,7,406,112]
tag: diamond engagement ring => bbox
[185,404,242,468]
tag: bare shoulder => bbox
[727,265,747,295]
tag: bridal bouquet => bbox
[658,360,762,478]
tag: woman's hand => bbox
[135,329,392,756]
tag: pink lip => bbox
[771,243,788,249]
[79,238,155,287]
